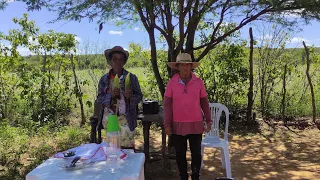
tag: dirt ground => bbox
[135,124,320,180]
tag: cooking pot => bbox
[143,100,159,114]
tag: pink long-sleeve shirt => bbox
[164,73,212,135]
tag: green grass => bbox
[73,64,320,118]
[1,64,318,180]
[0,121,91,179]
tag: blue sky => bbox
[1,1,320,56]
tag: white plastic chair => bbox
[201,103,232,178]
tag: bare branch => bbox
[198,0,219,15]
[195,7,272,61]
[164,1,175,51]
[184,0,201,55]
[210,0,231,43]
[174,0,188,54]
[159,4,167,31]
[133,0,151,31]
[153,24,169,42]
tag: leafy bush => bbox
[0,121,29,180]
[196,43,249,107]
[0,120,90,179]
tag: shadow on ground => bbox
[136,122,320,180]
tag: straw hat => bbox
[167,53,200,69]
[104,46,129,64]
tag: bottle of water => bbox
[105,113,121,173]
[105,130,121,173]
[106,131,120,150]
[105,113,121,150]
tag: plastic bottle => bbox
[105,114,121,173]
[106,131,120,150]
[105,114,121,151]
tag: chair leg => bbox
[223,147,232,178]
[221,147,225,169]
[201,146,204,169]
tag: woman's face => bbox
[110,52,126,72]
[177,63,192,77]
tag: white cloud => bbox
[282,9,304,18]
[1,46,33,56]
[75,36,81,42]
[290,37,311,44]
[134,27,141,31]
[28,37,39,44]
[111,17,122,22]
[17,47,33,56]
[0,40,10,46]
[1,41,33,56]
[283,13,301,18]
[286,37,312,48]
[5,0,15,2]
[257,34,273,41]
[109,31,123,36]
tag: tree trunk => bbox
[166,50,178,154]
[302,41,318,129]
[40,54,47,123]
[41,54,47,107]
[247,27,254,123]
[260,72,265,120]
[0,73,6,120]
[70,54,86,127]
[281,64,287,125]
[148,29,165,98]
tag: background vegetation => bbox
[0,14,319,179]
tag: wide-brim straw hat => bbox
[104,46,129,64]
[167,53,200,69]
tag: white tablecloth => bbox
[26,151,145,180]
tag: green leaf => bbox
[86,100,92,108]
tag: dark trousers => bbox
[172,134,202,180]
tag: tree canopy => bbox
[2,0,320,96]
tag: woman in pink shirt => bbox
[164,53,212,180]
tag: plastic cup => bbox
[106,114,120,132]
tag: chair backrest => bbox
[205,103,230,141]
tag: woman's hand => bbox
[124,89,132,99]
[112,88,120,97]
[165,127,172,135]
[205,122,212,132]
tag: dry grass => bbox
[18,118,319,180]
[136,122,320,180]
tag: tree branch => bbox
[159,4,167,31]
[195,7,272,61]
[184,0,200,56]
[198,0,219,15]
[174,0,188,54]
[153,24,169,42]
[133,0,151,31]
[210,0,231,43]
[164,0,175,56]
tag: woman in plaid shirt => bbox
[96,46,143,149]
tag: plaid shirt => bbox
[96,69,143,131]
